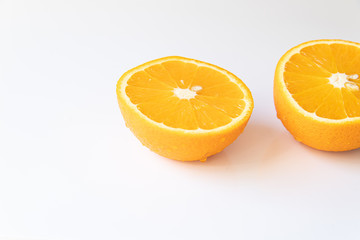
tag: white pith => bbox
[118,57,253,133]
[173,85,202,99]
[174,88,196,99]
[328,73,359,90]
[278,40,360,122]
[329,73,349,88]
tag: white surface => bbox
[1,0,360,239]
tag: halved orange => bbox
[116,56,253,161]
[274,39,360,151]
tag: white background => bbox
[1,0,360,239]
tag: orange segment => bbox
[195,95,245,118]
[136,97,199,130]
[314,88,347,119]
[144,64,179,88]
[161,61,199,88]
[117,56,254,161]
[285,53,331,77]
[330,43,360,74]
[342,88,360,117]
[274,39,360,152]
[125,86,173,104]
[190,98,233,130]
[284,72,329,94]
[191,66,230,88]
[300,44,338,73]
[127,71,173,90]
[197,81,245,99]
[291,84,334,113]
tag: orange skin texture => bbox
[117,57,254,161]
[274,39,360,152]
[117,99,251,161]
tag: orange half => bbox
[274,39,360,151]
[117,56,254,161]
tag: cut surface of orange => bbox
[274,39,360,151]
[117,56,253,161]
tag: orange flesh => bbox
[284,43,360,119]
[125,61,245,130]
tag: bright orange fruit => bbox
[117,56,254,161]
[274,39,360,151]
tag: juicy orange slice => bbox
[117,56,253,161]
[274,39,360,151]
